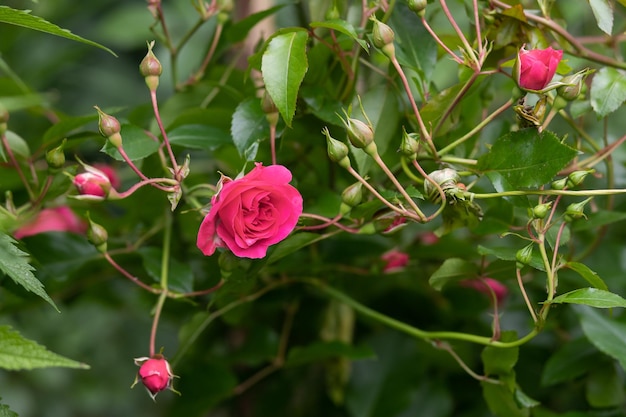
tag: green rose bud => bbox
[424,168,460,203]
[557,68,592,101]
[140,41,163,91]
[340,182,363,214]
[87,213,108,253]
[515,243,534,268]
[323,127,351,169]
[408,0,428,15]
[46,139,66,172]
[371,18,395,49]
[566,169,594,188]
[399,128,420,161]
[94,106,122,148]
[344,117,374,150]
[551,177,568,190]
[564,197,592,222]
[529,202,552,219]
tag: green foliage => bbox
[0,325,88,370]
[0,233,57,311]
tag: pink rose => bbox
[461,277,508,304]
[14,206,86,239]
[133,356,175,400]
[197,163,303,259]
[381,249,409,273]
[516,46,563,91]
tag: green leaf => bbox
[564,262,608,291]
[0,6,116,56]
[0,93,48,112]
[482,331,519,376]
[100,124,160,161]
[267,232,328,264]
[225,5,286,43]
[428,258,478,291]
[482,382,529,417]
[310,19,368,51]
[0,398,18,417]
[231,98,268,160]
[577,306,626,370]
[585,361,624,408]
[588,0,614,35]
[0,233,57,311]
[138,247,194,294]
[477,129,578,191]
[590,67,626,117]
[477,245,546,271]
[0,325,88,370]
[261,30,309,127]
[42,113,99,145]
[2,131,30,159]
[551,288,626,308]
[167,124,232,151]
[541,338,599,386]
[285,341,375,367]
[571,209,626,231]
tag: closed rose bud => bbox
[46,139,66,172]
[371,18,395,49]
[341,182,363,209]
[551,177,568,190]
[133,355,177,400]
[94,106,122,148]
[408,0,427,15]
[566,169,594,188]
[564,197,592,222]
[344,117,375,150]
[140,41,162,91]
[516,243,534,268]
[323,127,351,169]
[86,213,108,253]
[557,68,592,101]
[529,202,552,219]
[514,46,563,91]
[399,128,420,160]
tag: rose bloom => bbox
[381,249,409,274]
[14,206,86,239]
[461,277,508,305]
[516,46,563,91]
[197,163,303,259]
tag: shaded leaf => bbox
[428,258,478,291]
[477,129,578,191]
[482,331,519,376]
[478,245,545,271]
[588,0,614,35]
[541,337,599,386]
[0,233,57,311]
[564,262,608,291]
[310,19,368,50]
[286,341,375,367]
[551,288,626,308]
[0,325,88,370]
[267,232,328,264]
[585,361,624,407]
[225,5,285,43]
[577,306,626,370]
[100,124,160,161]
[590,67,626,117]
[482,382,529,417]
[231,98,268,160]
[167,124,232,151]
[261,30,309,127]
[0,398,18,417]
[42,113,99,145]
[138,247,194,293]
[0,6,116,56]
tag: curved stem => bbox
[150,90,180,178]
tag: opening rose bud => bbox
[133,356,177,400]
[74,171,111,197]
[381,249,409,274]
[515,46,563,91]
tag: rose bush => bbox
[196,163,303,259]
[516,46,563,91]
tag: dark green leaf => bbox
[0,325,88,370]
[477,129,578,190]
[477,245,546,271]
[564,262,608,291]
[571,209,626,231]
[541,338,600,386]
[138,247,193,294]
[588,0,614,35]
[0,6,116,56]
[225,5,286,43]
[42,113,99,145]
[286,341,375,367]
[482,382,529,417]
[100,124,160,161]
[551,288,626,308]
[482,331,519,376]
[585,361,624,407]
[0,93,47,112]
[267,232,329,264]
[428,258,478,291]
[590,67,626,117]
[167,124,232,151]
[261,30,309,127]
[577,306,626,370]
[0,397,18,417]
[231,98,268,160]
[310,19,368,50]
[0,233,57,311]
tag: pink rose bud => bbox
[461,278,508,304]
[14,206,86,239]
[93,164,121,189]
[515,46,563,91]
[381,249,409,274]
[197,163,303,259]
[133,355,176,400]
[74,170,111,198]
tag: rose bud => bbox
[140,40,163,91]
[381,249,409,274]
[46,139,66,172]
[323,127,351,169]
[514,46,563,92]
[460,278,508,305]
[197,163,303,259]
[133,355,178,400]
[371,17,395,58]
[73,169,111,198]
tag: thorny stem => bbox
[150,90,180,179]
